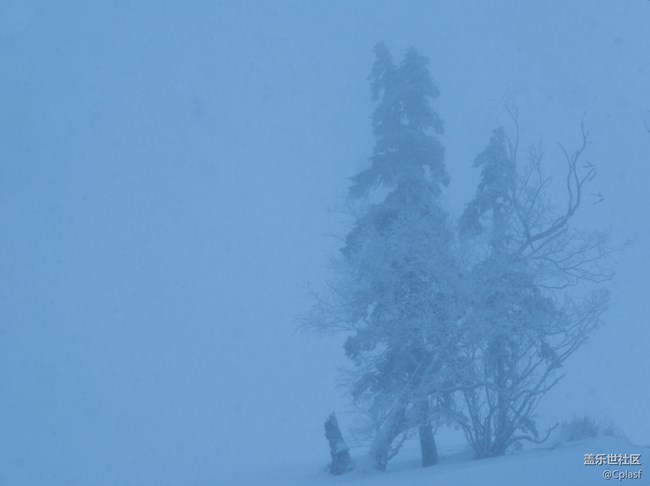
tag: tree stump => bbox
[324,413,353,475]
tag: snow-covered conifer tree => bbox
[310,43,458,470]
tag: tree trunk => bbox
[370,403,408,470]
[417,398,438,467]
[324,413,353,475]
[419,424,438,466]
[370,435,390,471]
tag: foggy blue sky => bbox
[1,1,649,485]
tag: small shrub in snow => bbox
[558,416,623,443]
[562,416,599,441]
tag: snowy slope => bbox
[226,436,649,486]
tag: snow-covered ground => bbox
[226,435,649,486]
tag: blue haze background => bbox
[0,1,649,484]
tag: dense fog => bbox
[1,1,649,484]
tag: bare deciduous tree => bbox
[454,109,615,459]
